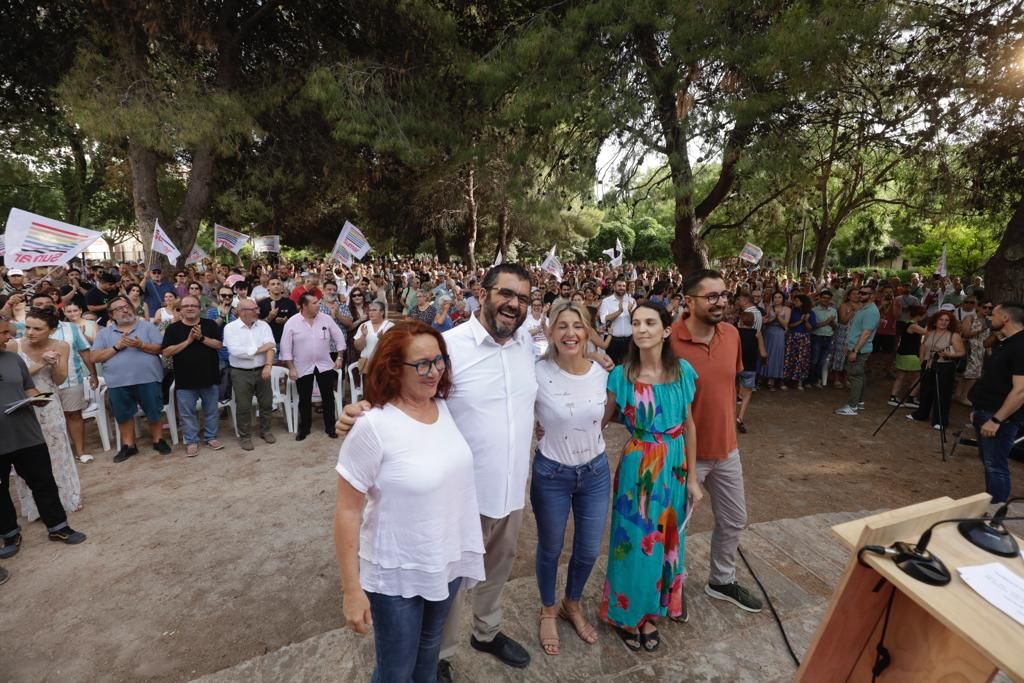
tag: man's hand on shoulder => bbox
[337,400,371,434]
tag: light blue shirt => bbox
[51,321,90,388]
[847,303,880,354]
[93,320,165,388]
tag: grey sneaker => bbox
[705,582,763,613]
[240,438,255,451]
[260,432,276,444]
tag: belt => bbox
[612,335,632,340]
[230,366,263,371]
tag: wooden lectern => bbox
[797,493,1024,682]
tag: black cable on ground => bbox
[737,545,801,668]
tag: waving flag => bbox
[150,220,181,262]
[0,234,5,257]
[739,242,764,264]
[214,223,249,254]
[602,237,624,267]
[338,220,370,259]
[541,245,563,282]
[253,235,280,253]
[4,207,101,268]
[185,243,208,265]
[330,230,354,266]
[936,246,947,276]
[493,250,503,267]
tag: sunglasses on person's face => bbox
[220,293,233,298]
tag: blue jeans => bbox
[972,409,1021,503]
[367,577,462,683]
[809,335,833,384]
[530,451,610,606]
[176,385,220,444]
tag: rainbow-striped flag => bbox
[4,208,101,267]
[214,223,250,254]
[338,221,370,259]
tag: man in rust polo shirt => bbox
[671,269,763,613]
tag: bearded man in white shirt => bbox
[597,276,636,364]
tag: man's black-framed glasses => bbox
[403,354,448,376]
[689,291,729,305]
[488,287,530,307]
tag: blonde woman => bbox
[531,301,610,655]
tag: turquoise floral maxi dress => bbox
[599,359,698,630]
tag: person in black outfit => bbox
[969,302,1024,503]
[161,296,225,455]
[0,320,87,559]
[258,277,298,345]
[85,272,120,326]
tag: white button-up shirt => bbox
[443,312,538,518]
[223,318,276,369]
[598,293,636,337]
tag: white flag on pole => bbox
[253,235,281,253]
[493,250,503,267]
[185,243,208,265]
[338,220,370,259]
[151,220,181,263]
[602,238,624,267]
[936,246,948,276]
[3,207,102,268]
[541,245,563,282]
[739,242,764,264]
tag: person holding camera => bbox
[908,310,965,431]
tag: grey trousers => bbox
[439,509,524,660]
[230,367,273,439]
[846,352,870,406]
[696,450,747,586]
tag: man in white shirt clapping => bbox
[597,276,636,364]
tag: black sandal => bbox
[615,627,641,651]
[640,626,660,652]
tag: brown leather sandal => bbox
[539,612,560,655]
[558,603,598,644]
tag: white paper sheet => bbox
[957,563,1024,627]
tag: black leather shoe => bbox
[326,431,338,439]
[437,659,453,683]
[295,432,308,442]
[113,445,139,463]
[470,632,530,668]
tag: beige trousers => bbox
[439,509,524,660]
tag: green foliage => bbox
[901,219,1003,278]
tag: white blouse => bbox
[336,400,485,600]
[354,319,394,360]
[534,359,608,465]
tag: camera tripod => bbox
[873,361,952,461]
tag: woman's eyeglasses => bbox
[403,354,448,376]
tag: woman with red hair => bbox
[332,320,485,683]
[908,310,965,431]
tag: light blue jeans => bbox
[176,385,220,444]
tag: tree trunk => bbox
[496,197,510,261]
[463,168,478,271]
[433,229,450,264]
[984,198,1024,304]
[810,226,836,279]
[126,141,164,268]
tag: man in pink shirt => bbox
[280,292,346,441]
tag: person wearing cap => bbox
[1,269,27,299]
[142,267,177,316]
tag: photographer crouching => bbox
[970,302,1024,503]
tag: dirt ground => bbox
[1,371,1013,682]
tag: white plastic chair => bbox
[83,378,112,453]
[113,380,179,450]
[346,363,363,404]
[229,366,294,435]
[287,370,343,431]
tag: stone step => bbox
[193,511,858,683]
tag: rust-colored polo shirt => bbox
[670,318,743,461]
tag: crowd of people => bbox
[0,253,1020,683]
